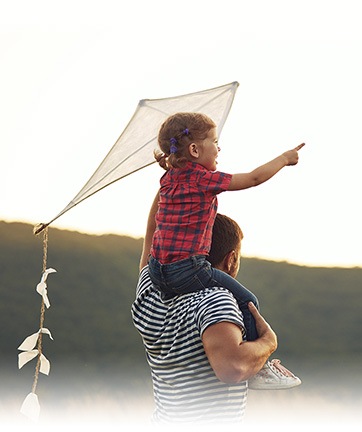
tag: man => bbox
[131,195,277,424]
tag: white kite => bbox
[34,81,239,234]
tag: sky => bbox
[1,0,362,268]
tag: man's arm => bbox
[139,190,160,271]
[202,302,277,384]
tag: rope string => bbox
[32,227,48,394]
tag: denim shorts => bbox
[148,254,215,298]
[147,254,260,341]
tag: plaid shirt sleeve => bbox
[199,169,232,195]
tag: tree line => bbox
[1,220,361,379]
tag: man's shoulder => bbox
[136,267,243,322]
[137,266,152,292]
[134,266,150,300]
[195,287,245,335]
[133,267,245,341]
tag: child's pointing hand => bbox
[282,143,305,166]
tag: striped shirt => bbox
[151,162,232,263]
[131,266,248,424]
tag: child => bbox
[148,112,304,389]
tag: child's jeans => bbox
[148,254,259,341]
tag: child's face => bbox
[196,127,220,171]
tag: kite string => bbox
[32,227,48,394]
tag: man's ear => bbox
[223,250,235,273]
[217,250,235,273]
[188,143,200,159]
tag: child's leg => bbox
[148,255,259,341]
[148,255,211,300]
[208,268,260,341]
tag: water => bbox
[1,360,361,430]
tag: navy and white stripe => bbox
[131,266,248,424]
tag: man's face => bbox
[228,240,242,279]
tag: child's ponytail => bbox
[154,149,169,170]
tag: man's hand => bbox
[248,302,277,352]
[203,304,278,383]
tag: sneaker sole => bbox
[249,379,301,390]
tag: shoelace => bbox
[269,359,296,378]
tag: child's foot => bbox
[248,359,301,390]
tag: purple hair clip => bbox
[170,138,178,154]
[183,128,189,136]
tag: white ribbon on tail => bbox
[36,268,57,308]
[20,393,41,422]
[18,328,53,375]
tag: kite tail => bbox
[33,223,49,236]
[33,226,49,394]
[19,226,54,421]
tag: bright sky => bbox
[1,0,361,268]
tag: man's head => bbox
[208,213,243,278]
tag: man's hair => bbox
[154,112,216,170]
[208,213,244,267]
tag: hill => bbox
[1,220,361,380]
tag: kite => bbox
[20,81,240,420]
[34,81,239,235]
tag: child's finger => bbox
[295,143,305,151]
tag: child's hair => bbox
[207,213,244,268]
[154,112,216,170]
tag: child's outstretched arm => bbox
[139,190,160,271]
[228,143,305,191]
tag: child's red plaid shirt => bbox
[151,162,232,264]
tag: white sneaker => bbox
[248,359,301,390]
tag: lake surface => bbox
[1,359,361,430]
